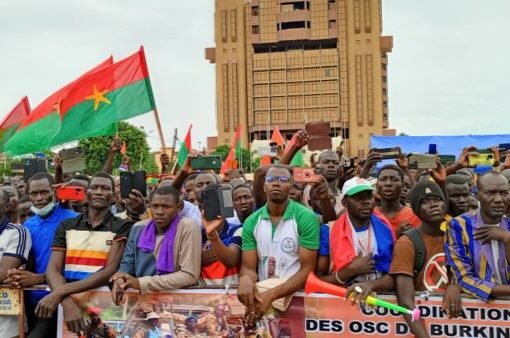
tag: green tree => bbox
[212,144,258,173]
[398,132,409,136]
[79,122,158,175]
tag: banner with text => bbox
[56,288,510,338]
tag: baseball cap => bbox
[146,312,160,320]
[342,177,374,197]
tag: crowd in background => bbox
[0,130,510,338]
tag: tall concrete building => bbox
[206,0,393,157]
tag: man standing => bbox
[375,165,420,235]
[35,172,133,335]
[317,177,395,292]
[390,180,448,338]
[446,171,510,302]
[0,189,32,338]
[232,184,255,224]
[110,186,201,299]
[238,165,319,324]
[6,172,77,338]
[1,186,19,224]
[441,174,471,231]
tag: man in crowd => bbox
[238,165,319,325]
[390,180,448,338]
[1,186,19,224]
[200,188,243,285]
[18,195,33,224]
[110,186,201,301]
[132,312,161,338]
[232,184,255,224]
[441,174,471,231]
[196,303,231,337]
[0,189,32,338]
[445,171,510,302]
[6,172,78,338]
[375,164,421,235]
[317,177,395,295]
[35,172,133,334]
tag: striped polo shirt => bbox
[51,212,132,282]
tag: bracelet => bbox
[335,271,345,286]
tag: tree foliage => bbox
[79,122,158,175]
[212,144,258,173]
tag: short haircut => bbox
[184,173,198,185]
[476,171,507,190]
[318,149,339,162]
[0,190,9,205]
[150,186,180,203]
[90,172,114,190]
[232,184,253,196]
[379,164,404,181]
[28,172,55,188]
[1,186,19,198]
[71,174,90,183]
[446,174,468,186]
[195,171,220,183]
[457,168,474,179]
[267,164,292,177]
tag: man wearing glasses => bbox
[237,165,319,325]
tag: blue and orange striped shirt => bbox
[445,211,510,302]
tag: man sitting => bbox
[238,165,319,325]
[35,172,133,334]
[110,186,201,300]
[317,177,395,295]
[0,190,32,338]
[445,171,510,302]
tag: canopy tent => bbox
[370,134,510,159]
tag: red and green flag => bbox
[286,133,304,167]
[4,57,113,155]
[49,47,156,147]
[0,96,31,152]
[177,125,192,167]
[221,125,242,174]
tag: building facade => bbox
[206,0,393,157]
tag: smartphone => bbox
[305,122,332,151]
[372,147,401,160]
[258,146,278,157]
[408,153,438,170]
[498,143,510,152]
[438,155,456,166]
[24,159,47,183]
[190,156,222,170]
[293,167,322,183]
[468,153,494,167]
[343,158,355,169]
[56,186,86,201]
[59,147,86,174]
[120,170,147,198]
[428,144,438,155]
[201,185,234,221]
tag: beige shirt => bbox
[135,218,202,294]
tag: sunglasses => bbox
[265,176,291,184]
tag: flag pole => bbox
[153,107,167,153]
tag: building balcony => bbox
[380,36,393,53]
[277,28,310,41]
[277,10,310,23]
[205,47,215,64]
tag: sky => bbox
[1,1,509,152]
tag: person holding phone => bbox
[35,172,133,335]
[110,186,201,302]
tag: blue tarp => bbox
[370,134,510,159]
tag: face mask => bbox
[31,201,55,216]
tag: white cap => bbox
[342,177,374,197]
[146,312,160,320]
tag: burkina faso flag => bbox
[49,47,156,147]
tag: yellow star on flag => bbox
[85,85,111,111]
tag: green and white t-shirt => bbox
[242,199,319,281]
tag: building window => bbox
[252,25,260,34]
[382,76,387,83]
[328,20,336,29]
[252,6,259,16]
[383,101,388,108]
[281,21,306,30]
[382,63,387,70]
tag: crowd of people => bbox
[0,130,509,338]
